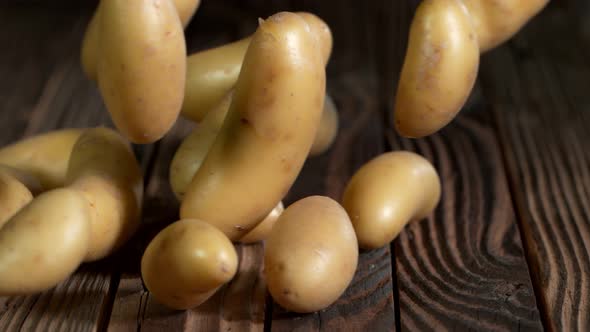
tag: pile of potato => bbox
[0,0,547,314]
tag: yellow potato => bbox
[0,129,84,189]
[141,219,238,310]
[0,189,91,295]
[97,0,186,143]
[309,94,339,156]
[0,168,34,229]
[462,0,549,52]
[239,202,284,244]
[182,38,251,122]
[82,0,201,81]
[180,12,332,122]
[395,0,479,138]
[265,196,358,313]
[342,151,441,249]
[170,91,232,199]
[66,128,143,262]
[180,12,326,241]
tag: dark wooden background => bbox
[0,0,589,331]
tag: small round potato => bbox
[342,151,441,249]
[0,129,84,189]
[141,219,238,310]
[97,0,186,143]
[0,188,91,295]
[180,12,326,241]
[265,196,358,313]
[395,0,479,138]
[239,202,284,244]
[309,94,339,156]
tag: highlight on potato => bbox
[179,11,326,241]
[0,128,143,296]
[342,151,441,249]
[394,0,549,138]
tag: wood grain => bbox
[480,9,590,331]
[387,106,543,330]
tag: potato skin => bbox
[141,219,238,310]
[0,168,33,229]
[170,92,232,199]
[0,189,91,295]
[180,12,331,122]
[239,202,284,244]
[66,128,143,262]
[82,0,201,81]
[181,39,251,122]
[462,0,549,52]
[180,12,326,240]
[394,0,479,138]
[0,129,84,189]
[97,0,186,143]
[342,151,441,249]
[309,94,339,156]
[265,196,358,313]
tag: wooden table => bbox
[0,1,588,331]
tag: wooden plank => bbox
[0,6,155,332]
[480,9,590,331]
[270,72,396,332]
[387,103,543,330]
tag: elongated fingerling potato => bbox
[171,91,232,199]
[309,94,339,156]
[239,202,284,244]
[82,0,201,81]
[141,219,238,309]
[0,168,34,229]
[462,0,549,52]
[265,196,358,313]
[342,151,441,249]
[180,12,332,122]
[66,128,143,262]
[395,0,479,138]
[0,129,84,189]
[97,0,186,143]
[0,189,91,295]
[180,12,326,240]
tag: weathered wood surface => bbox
[480,10,590,332]
[0,1,587,332]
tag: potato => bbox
[265,196,358,313]
[239,202,284,244]
[97,0,186,143]
[0,129,84,189]
[394,0,479,138]
[309,94,339,156]
[462,0,549,52]
[170,91,232,199]
[342,151,441,249]
[0,189,91,295]
[66,128,143,262]
[82,0,201,81]
[141,219,238,310]
[0,167,34,229]
[180,12,326,240]
[181,38,251,122]
[180,12,332,122]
